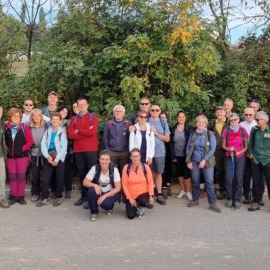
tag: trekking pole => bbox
[231,150,236,210]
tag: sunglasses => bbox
[151,109,160,112]
[24,104,33,106]
[140,103,149,106]
[139,116,147,119]
[245,114,253,116]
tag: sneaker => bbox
[36,199,49,207]
[0,199,10,208]
[74,197,87,206]
[18,196,27,205]
[157,195,166,205]
[209,203,221,213]
[259,200,265,206]
[65,191,71,199]
[217,191,227,200]
[8,195,17,205]
[187,200,199,207]
[242,198,250,204]
[162,188,168,199]
[53,198,61,207]
[83,202,89,209]
[235,201,241,209]
[31,195,40,203]
[106,210,113,216]
[138,207,145,218]
[248,203,260,212]
[90,214,97,222]
[176,190,186,199]
[226,200,232,208]
[186,192,193,201]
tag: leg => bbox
[118,151,130,177]
[100,194,118,210]
[225,156,233,201]
[202,167,216,204]
[251,161,264,204]
[41,159,54,199]
[262,162,270,200]
[6,158,18,198]
[87,187,99,214]
[234,156,246,202]
[190,162,200,202]
[243,158,252,200]
[16,157,30,197]
[64,153,72,192]
[0,157,7,200]
[126,199,137,219]
[136,193,149,207]
[55,160,65,199]
[30,156,42,195]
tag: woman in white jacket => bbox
[129,110,155,165]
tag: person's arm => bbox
[68,117,86,140]
[54,131,68,163]
[151,125,170,142]
[22,124,34,151]
[204,133,216,161]
[78,114,99,137]
[121,165,132,200]
[103,122,110,150]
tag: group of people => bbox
[0,93,269,221]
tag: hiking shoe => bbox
[248,203,260,212]
[162,188,168,199]
[176,190,186,199]
[259,200,265,206]
[157,195,166,205]
[83,202,89,209]
[36,199,49,207]
[242,199,249,204]
[90,214,97,222]
[217,191,227,200]
[138,207,145,218]
[53,198,61,207]
[226,200,233,208]
[0,199,10,208]
[106,210,113,216]
[31,195,40,203]
[146,203,154,209]
[8,196,17,205]
[235,201,241,209]
[187,200,199,207]
[18,196,27,205]
[65,191,71,199]
[186,192,193,201]
[74,197,87,206]
[209,203,221,213]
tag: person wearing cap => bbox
[240,108,257,204]
[223,98,234,119]
[211,106,228,200]
[22,98,50,124]
[42,92,59,118]
[248,111,270,212]
[129,97,151,125]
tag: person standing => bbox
[148,104,170,205]
[223,98,234,119]
[68,98,99,207]
[248,111,270,212]
[42,91,59,118]
[249,99,260,114]
[129,97,151,125]
[0,106,9,208]
[103,105,130,175]
[5,108,33,205]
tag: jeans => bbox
[30,156,43,195]
[74,152,97,199]
[243,157,253,200]
[225,156,245,202]
[0,157,7,200]
[126,193,149,219]
[191,161,216,204]
[64,153,72,192]
[251,161,270,203]
[214,149,226,192]
[109,151,129,177]
[87,187,118,214]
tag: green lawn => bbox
[11,59,28,76]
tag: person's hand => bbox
[199,160,206,169]
[94,185,102,196]
[172,159,177,163]
[187,163,193,170]
[147,158,153,166]
[97,194,106,205]
[47,156,53,164]
[129,125,135,132]
[149,196,154,205]
[150,126,156,134]
[89,126,93,129]
[52,161,58,166]
[129,198,137,207]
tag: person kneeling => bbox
[122,148,154,219]
[83,150,121,222]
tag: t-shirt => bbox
[147,118,170,157]
[86,165,121,193]
[174,129,185,157]
[222,127,248,158]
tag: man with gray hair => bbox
[104,105,131,175]
[223,98,234,118]
[248,111,270,211]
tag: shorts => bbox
[175,156,191,179]
[150,157,165,174]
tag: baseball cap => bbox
[48,91,58,97]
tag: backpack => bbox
[73,113,94,126]
[107,119,130,130]
[126,162,147,177]
[225,127,245,147]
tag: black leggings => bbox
[126,193,149,219]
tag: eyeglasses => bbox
[131,155,140,158]
[230,119,238,122]
[151,109,160,112]
[24,104,33,106]
[140,103,149,106]
[12,115,20,118]
[245,114,253,116]
[139,116,147,119]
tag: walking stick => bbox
[231,150,236,210]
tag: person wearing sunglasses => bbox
[240,108,257,204]
[129,97,151,125]
[21,98,50,124]
[148,104,170,205]
[129,110,155,166]
[222,113,248,209]
[248,111,270,212]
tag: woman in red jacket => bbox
[5,108,33,205]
